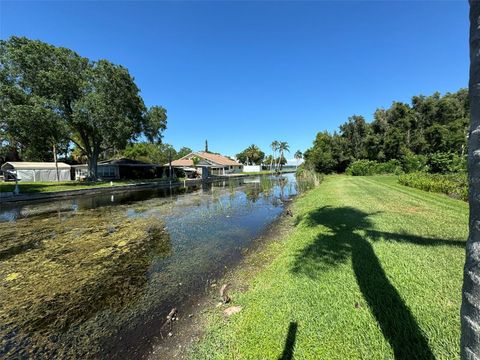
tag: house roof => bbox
[196,152,241,166]
[1,162,71,170]
[169,159,195,167]
[99,158,159,166]
[72,158,161,168]
[168,152,242,167]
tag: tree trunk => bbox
[87,150,99,180]
[461,2,480,359]
[53,144,59,182]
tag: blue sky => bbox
[0,1,469,159]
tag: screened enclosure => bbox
[1,162,71,182]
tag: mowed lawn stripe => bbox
[190,175,468,360]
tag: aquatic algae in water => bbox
[0,207,171,359]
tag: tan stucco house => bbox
[167,151,243,176]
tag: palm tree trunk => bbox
[273,150,277,171]
[461,2,480,358]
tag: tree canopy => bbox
[304,89,469,174]
[0,36,168,178]
[119,142,193,164]
[236,144,265,165]
[177,147,193,159]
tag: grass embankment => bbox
[0,178,179,194]
[399,172,468,201]
[191,175,467,359]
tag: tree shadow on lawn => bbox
[291,206,464,359]
[278,322,297,360]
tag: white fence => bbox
[243,165,262,173]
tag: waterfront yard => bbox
[191,175,468,359]
[0,178,177,194]
[0,173,287,196]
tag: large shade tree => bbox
[5,102,69,180]
[121,142,177,165]
[0,36,167,179]
[462,1,480,358]
[177,146,193,159]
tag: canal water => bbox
[0,173,310,359]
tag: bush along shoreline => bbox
[398,172,467,201]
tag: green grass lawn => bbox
[0,178,178,194]
[190,175,468,359]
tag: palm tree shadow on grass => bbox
[278,322,297,360]
[290,206,462,360]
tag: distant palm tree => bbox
[246,144,265,165]
[278,141,290,171]
[270,140,279,171]
[191,156,200,177]
[294,150,303,169]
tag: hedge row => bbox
[345,160,404,176]
[398,172,468,201]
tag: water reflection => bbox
[0,174,309,359]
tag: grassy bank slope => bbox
[191,175,468,359]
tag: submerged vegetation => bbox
[0,174,305,358]
[0,206,171,358]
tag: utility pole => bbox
[168,149,173,178]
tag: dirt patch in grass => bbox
[395,206,423,214]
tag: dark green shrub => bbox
[398,172,467,201]
[174,168,186,179]
[345,160,376,176]
[401,152,428,173]
[346,159,403,176]
[427,152,466,174]
[375,159,403,175]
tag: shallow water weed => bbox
[0,206,170,358]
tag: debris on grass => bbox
[223,306,242,316]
